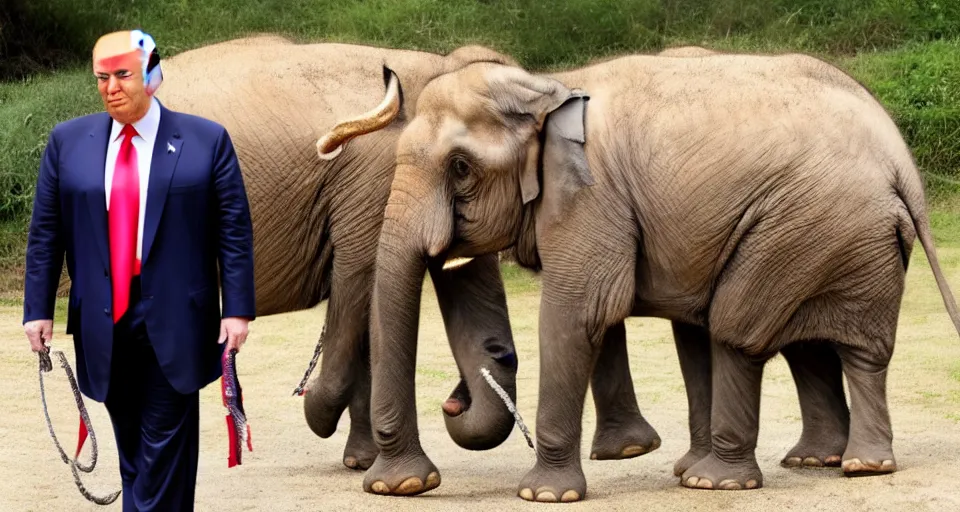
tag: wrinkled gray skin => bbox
[61,35,534,473]
[351,45,960,502]
[655,46,852,474]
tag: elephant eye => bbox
[449,156,471,179]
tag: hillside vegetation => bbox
[1,0,959,289]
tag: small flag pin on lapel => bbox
[167,142,176,153]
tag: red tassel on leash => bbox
[225,414,239,468]
[76,415,88,458]
[221,349,252,468]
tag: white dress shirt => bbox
[104,96,161,262]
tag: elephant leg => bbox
[362,254,516,497]
[518,301,601,503]
[670,321,713,476]
[589,321,662,460]
[780,342,849,469]
[681,341,765,490]
[835,344,896,476]
[343,331,378,470]
[303,264,371,444]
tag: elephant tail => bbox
[895,164,960,337]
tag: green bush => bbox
[842,39,960,198]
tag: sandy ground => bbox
[3,251,960,511]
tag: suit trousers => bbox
[103,277,200,512]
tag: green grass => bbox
[3,0,960,291]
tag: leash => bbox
[221,348,253,467]
[37,346,121,505]
[292,324,325,396]
[480,367,536,452]
[39,344,254,507]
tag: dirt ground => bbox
[3,251,960,511]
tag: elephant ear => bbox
[482,66,592,204]
[534,91,593,206]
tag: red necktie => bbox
[108,124,140,323]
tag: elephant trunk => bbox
[430,255,519,451]
[370,168,518,455]
[368,167,451,457]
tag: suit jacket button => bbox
[104,308,110,315]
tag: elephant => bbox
[123,35,533,473]
[314,45,960,502]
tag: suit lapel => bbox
[142,103,183,266]
[86,115,112,270]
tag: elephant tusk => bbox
[442,256,475,270]
[315,70,402,160]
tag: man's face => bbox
[93,35,152,125]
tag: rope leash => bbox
[292,324,325,396]
[37,347,121,505]
[479,367,536,452]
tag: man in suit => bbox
[23,29,256,511]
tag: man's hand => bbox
[219,317,250,353]
[25,319,53,353]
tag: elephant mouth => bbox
[442,378,472,417]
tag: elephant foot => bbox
[343,431,378,471]
[840,441,896,476]
[680,452,762,490]
[303,384,350,439]
[780,433,846,469]
[841,455,896,476]
[672,445,711,477]
[362,446,441,496]
[590,414,661,460]
[517,462,586,503]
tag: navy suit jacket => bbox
[23,101,256,402]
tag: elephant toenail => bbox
[695,478,714,489]
[344,456,358,468]
[718,479,741,490]
[621,445,645,457]
[561,490,581,502]
[425,472,441,488]
[371,481,390,494]
[802,456,823,467]
[396,477,424,494]
[519,488,534,500]
[685,477,699,487]
[746,479,758,489]
[783,457,801,467]
[536,491,558,502]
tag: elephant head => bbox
[368,61,589,271]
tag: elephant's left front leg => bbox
[518,301,601,503]
[589,321,662,460]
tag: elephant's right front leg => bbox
[518,301,601,503]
